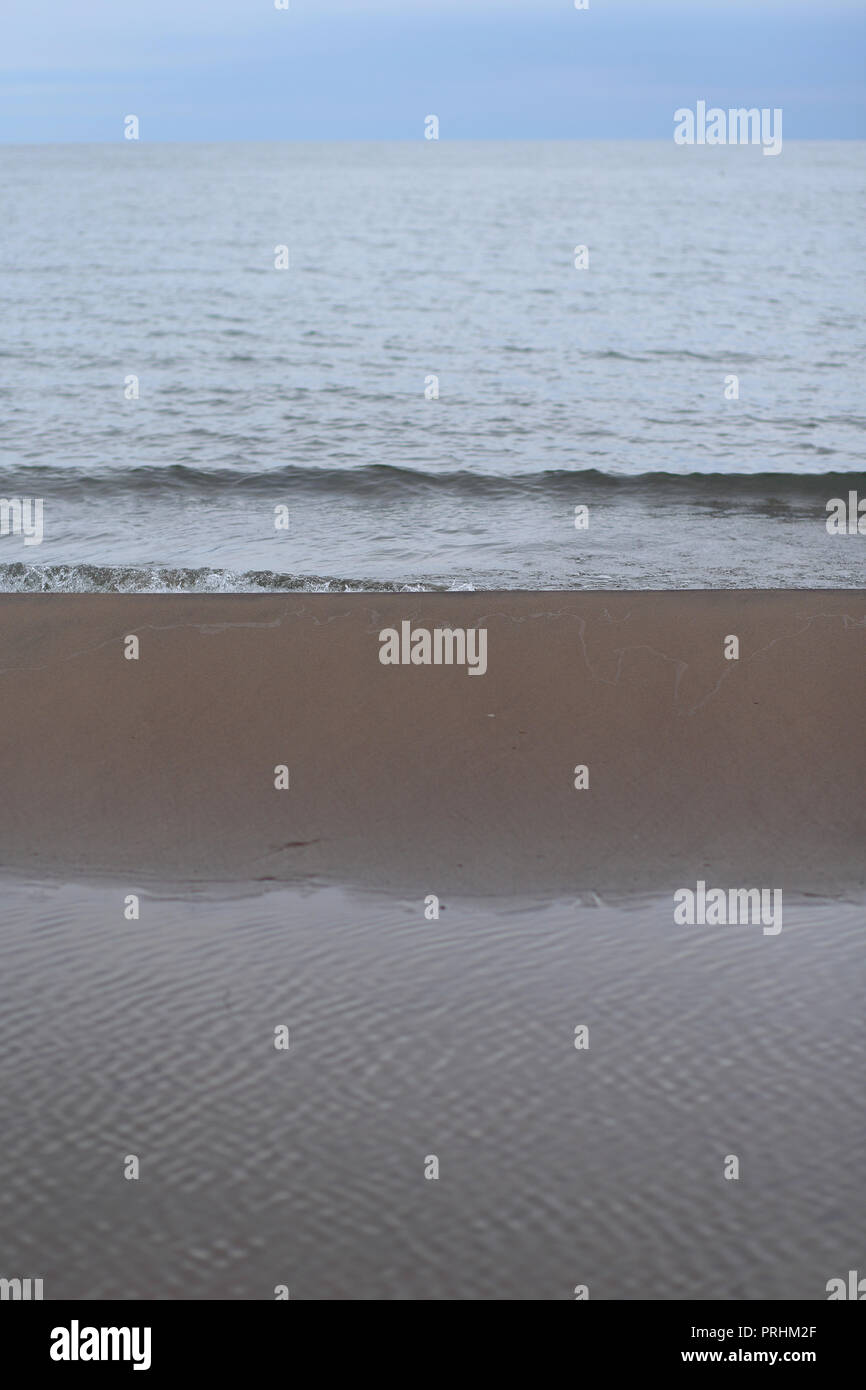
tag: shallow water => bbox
[1,876,862,1299]
[1,140,864,591]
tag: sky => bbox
[1,0,863,143]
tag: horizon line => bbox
[1,134,863,147]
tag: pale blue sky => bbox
[1,0,863,142]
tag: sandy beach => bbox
[0,590,863,898]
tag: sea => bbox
[1,139,864,592]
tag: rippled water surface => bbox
[1,878,863,1300]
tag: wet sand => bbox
[0,591,863,897]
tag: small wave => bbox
[1,463,863,501]
[0,562,471,595]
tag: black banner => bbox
[1,1300,862,1376]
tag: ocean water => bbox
[1,877,863,1300]
[0,139,864,592]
